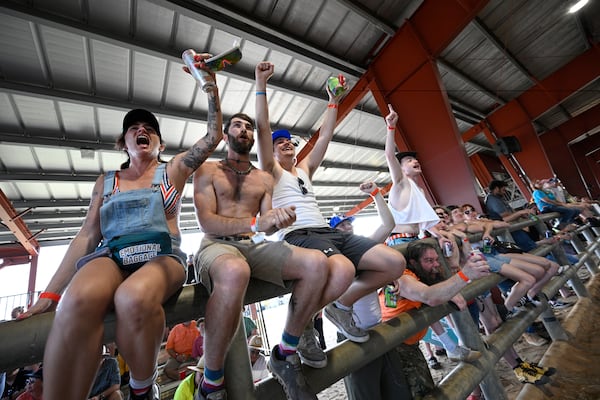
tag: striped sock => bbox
[202,367,224,394]
[278,330,300,357]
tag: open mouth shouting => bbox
[136,134,151,146]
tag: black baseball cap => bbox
[395,151,417,163]
[122,109,161,138]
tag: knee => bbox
[301,252,329,283]
[384,247,406,277]
[114,287,157,321]
[59,284,112,321]
[211,259,250,295]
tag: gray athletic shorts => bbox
[194,236,294,292]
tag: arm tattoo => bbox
[207,93,220,133]
[182,134,220,170]
[182,92,221,170]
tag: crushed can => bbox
[327,74,347,96]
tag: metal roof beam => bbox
[0,189,39,256]
[0,3,344,103]
[438,58,506,105]
[333,0,396,36]
[149,0,365,76]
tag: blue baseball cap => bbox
[272,129,291,142]
[329,215,355,229]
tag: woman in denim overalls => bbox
[20,54,222,400]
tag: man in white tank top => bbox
[254,62,406,362]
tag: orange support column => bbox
[380,60,481,207]
[571,135,600,198]
[469,153,494,189]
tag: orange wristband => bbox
[327,104,338,108]
[457,271,470,283]
[39,291,61,302]
[370,188,380,197]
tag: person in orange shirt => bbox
[164,321,200,380]
[376,241,490,399]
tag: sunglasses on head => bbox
[297,177,308,195]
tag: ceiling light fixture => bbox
[568,0,589,13]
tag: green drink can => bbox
[327,74,347,96]
[384,285,397,308]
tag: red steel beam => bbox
[540,130,589,196]
[0,190,39,256]
[463,47,600,141]
[554,103,600,143]
[297,0,489,196]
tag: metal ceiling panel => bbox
[92,41,131,99]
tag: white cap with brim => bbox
[187,356,205,373]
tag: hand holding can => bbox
[182,49,216,92]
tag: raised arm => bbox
[298,80,347,179]
[20,176,105,318]
[359,181,394,243]
[169,53,223,190]
[384,104,405,185]
[254,62,280,176]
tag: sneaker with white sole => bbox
[446,345,481,362]
[268,345,317,400]
[297,326,327,368]
[324,303,369,343]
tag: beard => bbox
[227,133,254,154]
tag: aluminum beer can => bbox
[443,241,453,257]
[384,285,397,308]
[182,49,216,92]
[327,74,347,96]
[545,230,553,239]
[482,238,492,253]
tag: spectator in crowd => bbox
[19,52,222,400]
[255,62,404,354]
[192,319,205,360]
[532,179,581,230]
[173,357,204,400]
[185,254,197,285]
[360,241,490,399]
[16,369,43,400]
[247,335,269,383]
[192,107,331,399]
[165,321,200,381]
[484,180,539,251]
[243,315,258,339]
[88,347,122,400]
[11,306,25,320]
